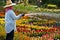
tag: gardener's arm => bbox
[10,10,24,20]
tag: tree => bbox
[11,0,15,3]
[29,0,37,5]
[36,0,42,7]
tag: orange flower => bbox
[23,16,28,19]
[14,31,18,34]
[24,36,30,40]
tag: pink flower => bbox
[48,38,54,40]
[42,35,46,38]
[45,34,49,38]
[49,33,54,38]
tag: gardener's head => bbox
[4,0,16,12]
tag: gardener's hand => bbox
[22,13,25,16]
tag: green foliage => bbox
[47,4,57,9]
[13,4,36,13]
[56,0,60,8]
[27,32,46,37]
[42,0,60,7]
[0,1,5,6]
[13,4,60,13]
[0,35,6,40]
[29,0,37,5]
[5,0,60,8]
[0,1,5,10]
[54,34,60,39]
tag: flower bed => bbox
[0,15,60,40]
[17,25,57,36]
[16,25,60,40]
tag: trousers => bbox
[6,30,14,40]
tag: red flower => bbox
[58,32,60,34]
[35,29,42,33]
[17,27,20,32]
[47,28,55,33]
[42,29,47,32]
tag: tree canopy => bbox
[0,0,60,7]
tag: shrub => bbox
[0,1,5,6]
[0,1,5,10]
[47,4,57,9]
[13,4,36,13]
[54,34,60,40]
[0,35,6,40]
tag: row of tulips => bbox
[0,26,60,40]
[17,25,58,37]
[16,25,60,40]
[14,33,56,40]
[41,31,60,40]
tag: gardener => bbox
[4,0,25,40]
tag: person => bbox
[4,0,25,40]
